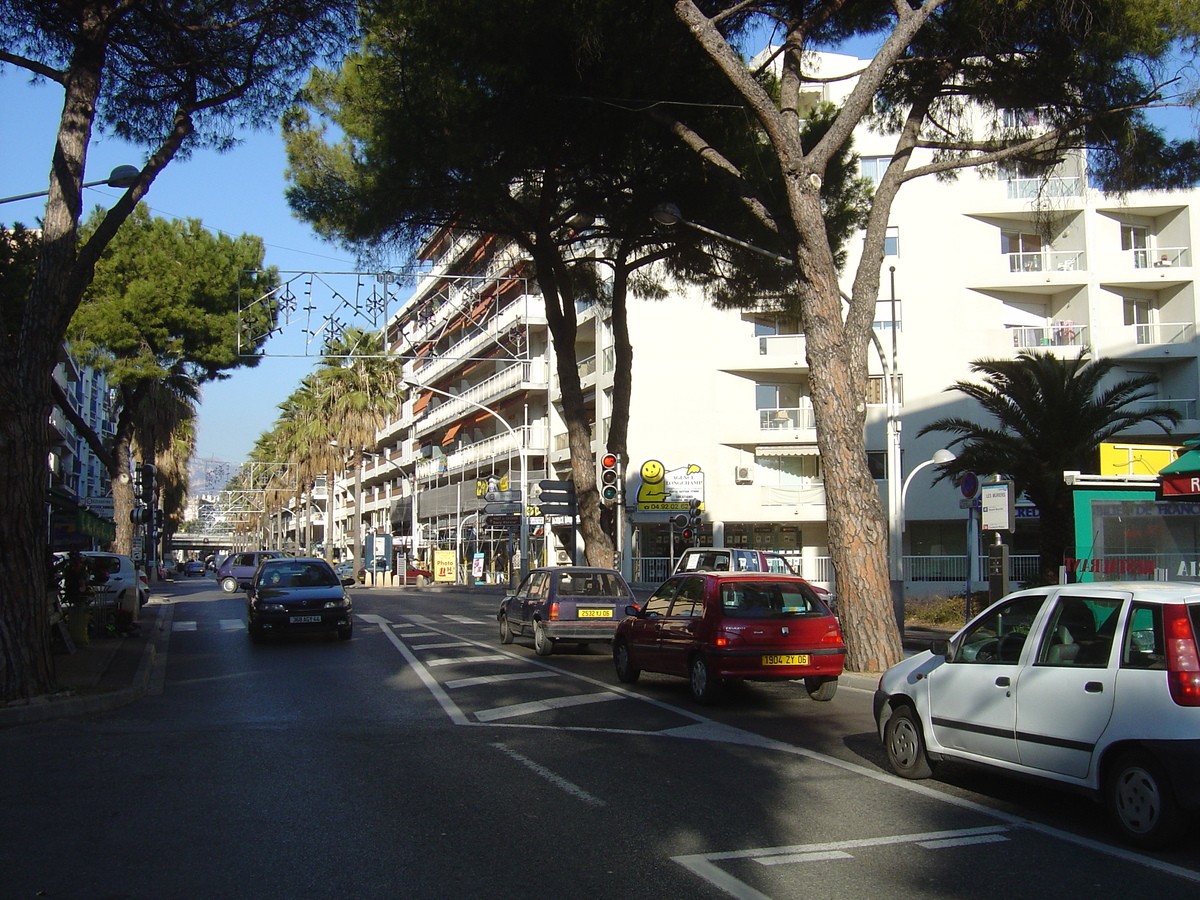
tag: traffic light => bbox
[154,508,164,531]
[600,453,620,502]
[687,498,701,528]
[140,463,157,506]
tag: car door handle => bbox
[1085,682,1103,693]
[994,676,1011,687]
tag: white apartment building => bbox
[331,51,1200,590]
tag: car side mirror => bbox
[341,577,355,587]
[625,604,641,618]
[930,639,950,659]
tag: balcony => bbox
[1004,174,1082,200]
[1006,323,1089,352]
[413,292,546,384]
[1133,322,1195,346]
[722,333,810,377]
[1123,246,1191,270]
[414,359,549,435]
[415,425,548,480]
[760,405,816,432]
[1005,249,1086,274]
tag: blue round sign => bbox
[961,472,979,499]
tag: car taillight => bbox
[549,602,559,621]
[1164,604,1200,706]
[821,623,843,644]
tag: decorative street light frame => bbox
[0,164,139,205]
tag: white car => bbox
[79,551,149,613]
[874,581,1200,848]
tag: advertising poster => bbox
[434,549,457,583]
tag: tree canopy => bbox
[0,0,356,703]
[920,350,1181,585]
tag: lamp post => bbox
[361,449,420,585]
[0,164,140,205]
[402,378,529,583]
[891,448,957,629]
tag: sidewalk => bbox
[0,593,166,729]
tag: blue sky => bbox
[3,37,1196,470]
[0,76,360,468]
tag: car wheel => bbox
[805,676,838,701]
[499,613,514,644]
[884,704,935,779]
[533,620,554,656]
[689,654,720,704]
[1106,750,1187,849]
[338,625,353,641]
[613,639,640,684]
[220,576,238,593]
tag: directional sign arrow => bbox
[485,490,522,502]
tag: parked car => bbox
[334,560,357,582]
[79,551,148,613]
[498,566,637,656]
[245,557,354,642]
[874,581,1200,849]
[184,559,205,576]
[216,550,285,593]
[672,547,797,576]
[612,571,844,704]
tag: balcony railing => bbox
[758,334,807,357]
[1005,250,1086,273]
[1132,397,1197,419]
[1126,246,1191,269]
[418,359,548,431]
[1007,323,1088,350]
[415,425,546,480]
[1005,175,1081,199]
[1132,322,1195,345]
[759,406,816,430]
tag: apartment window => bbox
[1001,108,1047,129]
[874,299,902,331]
[1124,297,1154,344]
[757,383,812,429]
[884,225,899,257]
[867,451,887,480]
[1121,224,1150,269]
[757,453,822,486]
[1002,230,1043,272]
[866,375,903,406]
[860,156,892,183]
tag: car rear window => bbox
[719,581,827,618]
[557,571,629,598]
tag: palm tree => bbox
[920,350,1181,586]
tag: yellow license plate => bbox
[577,609,612,618]
[762,654,809,666]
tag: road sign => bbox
[485,490,522,502]
[538,479,576,516]
[484,501,522,515]
[485,514,522,527]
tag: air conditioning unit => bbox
[735,465,755,485]
[556,550,572,565]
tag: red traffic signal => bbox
[600,453,620,502]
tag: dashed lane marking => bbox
[410,641,473,650]
[474,691,622,723]
[172,621,197,632]
[425,654,513,667]
[444,671,560,689]
[219,619,245,631]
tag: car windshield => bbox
[556,571,629,598]
[719,581,826,618]
[257,562,339,589]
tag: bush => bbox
[905,593,982,626]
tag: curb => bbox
[0,605,161,729]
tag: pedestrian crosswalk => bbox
[169,614,492,633]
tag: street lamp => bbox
[0,164,140,205]
[891,448,956,629]
[402,378,529,584]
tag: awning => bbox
[442,421,464,446]
[412,392,432,416]
[756,444,821,458]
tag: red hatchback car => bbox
[613,572,845,704]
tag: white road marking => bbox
[219,619,245,631]
[444,615,486,624]
[919,834,1010,850]
[172,621,196,631]
[445,671,559,689]
[475,692,621,723]
[404,615,435,624]
[366,613,1200,893]
[404,631,440,638]
[491,742,605,807]
[410,641,472,650]
[425,654,512,667]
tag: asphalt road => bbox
[3,579,1199,899]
